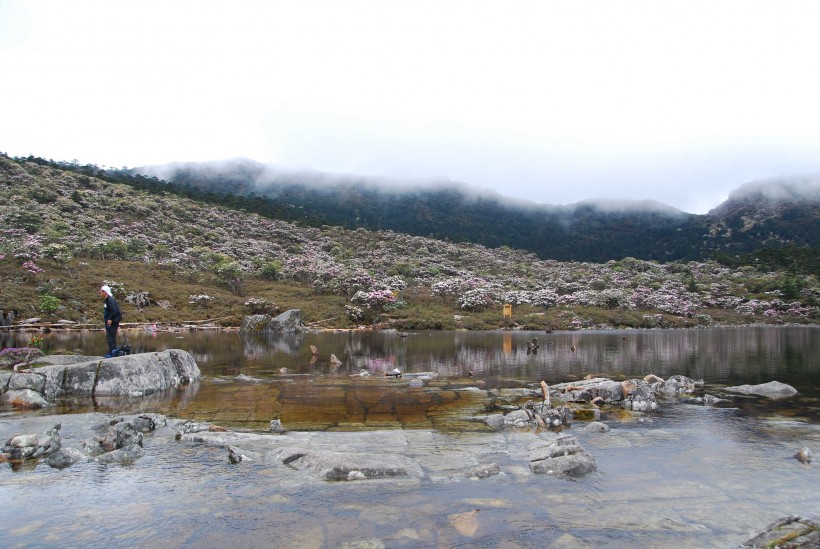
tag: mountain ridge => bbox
[134,159,819,262]
[138,158,692,213]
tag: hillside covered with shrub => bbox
[0,154,817,331]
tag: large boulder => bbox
[240,309,304,334]
[2,350,201,404]
[240,314,272,333]
[724,381,798,399]
[93,350,200,396]
[265,309,304,333]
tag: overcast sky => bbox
[2,1,820,214]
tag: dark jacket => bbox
[103,295,122,324]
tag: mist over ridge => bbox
[138,157,698,214]
[133,157,819,263]
[723,176,820,205]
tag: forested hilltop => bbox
[0,154,817,330]
[137,158,820,263]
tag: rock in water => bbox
[528,438,597,476]
[794,447,812,464]
[723,381,798,399]
[46,447,86,469]
[448,509,481,538]
[228,446,250,464]
[2,423,62,460]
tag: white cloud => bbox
[2,0,820,213]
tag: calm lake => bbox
[1,326,818,547]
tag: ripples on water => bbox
[1,326,818,547]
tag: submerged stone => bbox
[724,381,798,399]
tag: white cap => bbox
[101,285,113,297]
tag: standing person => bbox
[99,284,122,357]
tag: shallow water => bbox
[1,326,818,547]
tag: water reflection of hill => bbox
[6,326,818,427]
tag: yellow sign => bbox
[503,303,513,318]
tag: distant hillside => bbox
[136,160,820,263]
[1,154,817,330]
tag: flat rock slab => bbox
[723,381,798,399]
[31,355,103,366]
[281,449,423,481]
[179,426,596,483]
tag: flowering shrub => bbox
[244,297,278,315]
[351,289,397,311]
[22,260,44,275]
[43,243,72,263]
[103,280,125,297]
[531,289,559,308]
[189,294,214,307]
[458,287,493,311]
[642,314,669,328]
[502,290,533,306]
[0,347,44,368]
[340,269,375,296]
[374,275,407,293]
[345,305,365,322]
